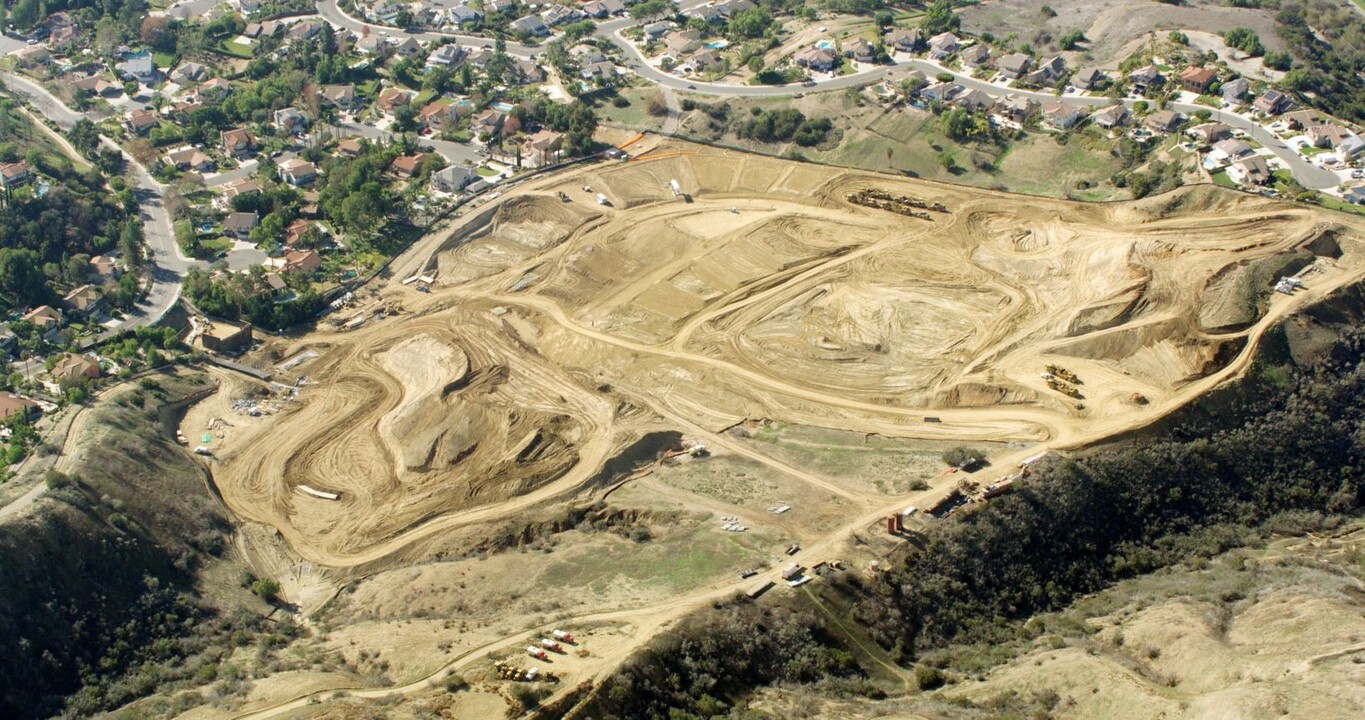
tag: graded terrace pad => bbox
[197,145,1365,567]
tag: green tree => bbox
[921,0,960,35]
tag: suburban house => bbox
[1072,67,1107,91]
[1307,124,1363,156]
[1024,56,1066,87]
[525,129,564,165]
[283,219,318,247]
[22,305,61,328]
[448,4,483,25]
[794,46,837,72]
[1091,104,1129,129]
[283,249,323,274]
[319,84,358,111]
[469,108,506,137]
[418,101,459,132]
[664,30,702,57]
[224,211,259,239]
[541,4,583,25]
[844,38,876,63]
[1253,89,1291,116]
[993,94,1038,123]
[431,164,477,193]
[1040,101,1085,130]
[0,393,40,422]
[716,0,756,16]
[0,161,31,187]
[389,154,427,179]
[124,109,157,135]
[1128,65,1164,93]
[73,76,122,97]
[642,21,674,41]
[583,0,624,16]
[394,37,425,58]
[62,285,102,315]
[171,61,208,84]
[378,88,414,113]
[274,107,309,135]
[15,45,51,67]
[426,43,467,68]
[927,32,959,60]
[1221,77,1250,102]
[198,319,253,354]
[1285,109,1323,130]
[952,89,994,112]
[1212,139,1250,165]
[884,28,921,53]
[335,138,365,158]
[223,178,261,199]
[958,43,989,68]
[115,54,157,84]
[1143,109,1183,133]
[280,158,317,186]
[221,128,256,158]
[165,147,215,172]
[170,101,203,124]
[918,81,961,103]
[1179,65,1218,94]
[511,15,550,36]
[996,53,1031,80]
[1229,155,1271,185]
[1210,138,1254,164]
[199,77,234,101]
[510,59,546,84]
[52,353,100,382]
[1186,122,1232,144]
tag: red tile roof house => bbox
[389,154,427,179]
[283,249,322,274]
[1179,65,1218,94]
[221,128,256,158]
[0,161,32,187]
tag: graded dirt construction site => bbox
[189,143,1365,572]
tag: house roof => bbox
[390,154,426,175]
[1179,65,1217,86]
[224,212,259,232]
[52,353,99,380]
[0,393,39,419]
[22,305,60,326]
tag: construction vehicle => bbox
[193,446,212,457]
[596,193,610,206]
[552,629,576,643]
[526,646,548,661]
[539,638,564,653]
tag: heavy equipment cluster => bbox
[846,188,949,220]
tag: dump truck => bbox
[552,629,575,643]
[526,646,548,661]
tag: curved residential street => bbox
[2,72,199,336]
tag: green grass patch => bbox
[475,166,499,177]
[1315,194,1365,216]
[1211,170,1239,188]
[200,237,233,254]
[216,39,254,59]
[152,52,176,69]
[542,524,766,595]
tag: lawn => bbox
[1316,194,1365,216]
[475,166,499,177]
[200,237,233,254]
[217,39,254,59]
[1211,170,1239,188]
[152,52,176,69]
